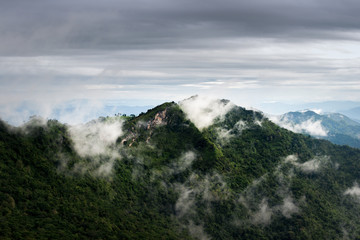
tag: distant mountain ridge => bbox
[258,101,360,121]
[341,106,360,122]
[270,110,360,148]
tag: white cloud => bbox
[214,127,233,144]
[69,118,124,157]
[179,95,235,130]
[279,196,299,218]
[252,198,273,225]
[175,184,195,218]
[174,171,229,239]
[309,108,323,114]
[271,116,328,137]
[173,151,196,173]
[235,120,249,131]
[284,155,328,173]
[344,183,360,198]
[237,155,311,226]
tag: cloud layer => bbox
[2,0,360,124]
[2,0,360,55]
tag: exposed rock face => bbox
[121,108,169,146]
[147,109,167,129]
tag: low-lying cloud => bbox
[174,172,229,239]
[251,198,273,225]
[69,118,124,157]
[62,118,125,177]
[236,154,317,226]
[179,95,235,130]
[285,155,329,173]
[271,116,328,137]
[214,120,251,145]
[344,183,360,198]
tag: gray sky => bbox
[1,0,360,124]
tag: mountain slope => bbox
[2,98,360,239]
[271,110,360,148]
[341,106,360,122]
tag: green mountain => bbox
[2,97,360,239]
[271,110,360,148]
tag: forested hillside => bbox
[2,97,360,239]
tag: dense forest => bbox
[2,98,360,239]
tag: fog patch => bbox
[187,221,211,240]
[344,183,360,198]
[250,196,300,225]
[69,118,124,157]
[148,151,197,181]
[174,172,229,239]
[234,120,248,132]
[214,127,233,144]
[23,115,48,127]
[285,155,329,173]
[252,199,273,225]
[280,196,299,218]
[237,156,305,226]
[173,151,196,174]
[95,158,115,176]
[271,116,328,137]
[175,173,230,211]
[179,95,235,130]
[63,118,125,177]
[175,184,195,218]
[214,120,250,145]
[17,115,48,135]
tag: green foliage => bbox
[2,102,360,239]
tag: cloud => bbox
[284,155,329,173]
[241,191,300,225]
[235,120,249,131]
[344,183,360,198]
[69,118,124,157]
[172,151,196,173]
[236,155,311,226]
[187,221,211,240]
[3,0,360,125]
[271,116,328,137]
[279,196,299,218]
[175,184,195,218]
[174,172,229,239]
[179,95,235,130]
[150,151,197,180]
[213,120,251,145]
[252,198,273,225]
[2,0,360,56]
[214,127,233,145]
[58,118,125,177]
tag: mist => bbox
[344,182,360,198]
[285,155,329,173]
[69,118,124,157]
[179,95,235,130]
[270,116,328,137]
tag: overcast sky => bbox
[1,0,360,124]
